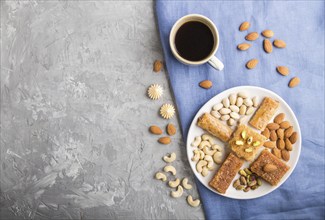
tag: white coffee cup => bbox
[169,14,224,71]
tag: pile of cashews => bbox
[191,134,225,177]
[154,152,201,207]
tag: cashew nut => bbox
[199,150,205,159]
[203,146,216,156]
[202,134,214,145]
[187,195,200,207]
[168,178,180,188]
[198,140,211,150]
[204,155,214,170]
[191,136,202,147]
[164,165,176,176]
[182,178,192,190]
[171,185,183,198]
[213,151,223,164]
[196,160,208,173]
[191,150,200,162]
[201,166,209,177]
[212,144,224,153]
[163,152,176,163]
[155,172,167,182]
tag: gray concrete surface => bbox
[0,1,204,219]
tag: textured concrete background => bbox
[0,1,204,219]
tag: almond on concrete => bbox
[263,39,273,53]
[245,32,259,41]
[166,123,176,136]
[273,39,286,48]
[276,66,290,76]
[246,59,259,69]
[149,125,163,135]
[274,113,285,124]
[263,164,277,172]
[153,60,163,72]
[280,121,291,129]
[239,21,250,31]
[199,80,213,89]
[281,150,290,161]
[264,141,276,149]
[261,30,274,38]
[289,77,300,88]
[158,137,171,145]
[267,123,280,130]
[289,132,298,144]
[237,43,251,51]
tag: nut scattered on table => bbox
[239,21,250,31]
[149,125,163,135]
[166,123,176,136]
[288,77,300,88]
[261,30,274,38]
[273,39,286,48]
[153,60,163,72]
[245,32,259,41]
[199,80,213,89]
[246,59,259,69]
[276,66,290,76]
[237,43,251,51]
[158,137,171,145]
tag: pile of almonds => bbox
[238,21,301,88]
[261,113,298,161]
[150,123,176,145]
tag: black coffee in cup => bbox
[175,21,214,62]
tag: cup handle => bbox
[208,56,224,71]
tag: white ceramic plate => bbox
[186,86,301,199]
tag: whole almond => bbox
[289,77,300,88]
[273,39,286,48]
[280,121,291,129]
[277,139,285,150]
[281,150,290,161]
[261,128,270,139]
[166,123,176,136]
[270,130,277,141]
[237,43,251,51]
[246,59,259,69]
[199,80,213,89]
[149,125,163,135]
[158,137,171,145]
[239,21,250,31]
[264,141,276,149]
[261,30,274,38]
[245,32,259,41]
[284,126,294,138]
[267,123,280,130]
[289,132,298,144]
[277,129,284,140]
[153,60,163,72]
[273,148,281,158]
[276,66,290,76]
[274,113,285,124]
[285,138,293,151]
[263,164,277,172]
[263,39,273,53]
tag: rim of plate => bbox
[186,85,302,199]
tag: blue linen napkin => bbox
[156,1,324,219]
